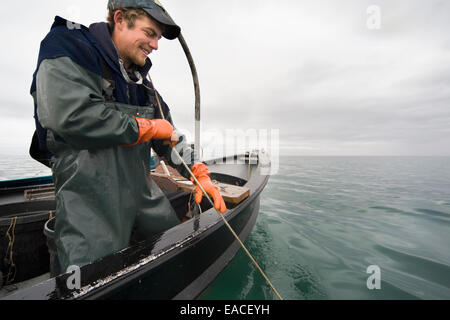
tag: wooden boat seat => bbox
[24,186,55,202]
[151,163,250,206]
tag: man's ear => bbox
[114,10,125,31]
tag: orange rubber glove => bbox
[191,163,227,214]
[127,117,174,146]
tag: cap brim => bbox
[143,5,180,40]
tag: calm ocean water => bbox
[0,155,52,181]
[201,156,450,300]
[1,155,449,300]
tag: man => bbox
[30,0,227,274]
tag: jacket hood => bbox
[89,22,152,78]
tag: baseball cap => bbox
[108,0,181,39]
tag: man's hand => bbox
[127,118,173,146]
[191,163,227,214]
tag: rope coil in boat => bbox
[4,216,17,285]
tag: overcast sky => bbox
[0,0,449,157]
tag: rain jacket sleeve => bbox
[150,95,198,180]
[36,56,140,150]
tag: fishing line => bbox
[146,74,283,300]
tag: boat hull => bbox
[90,194,260,300]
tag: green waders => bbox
[37,57,181,273]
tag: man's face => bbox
[113,13,163,68]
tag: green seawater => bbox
[200,156,450,300]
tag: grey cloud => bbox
[1,0,450,156]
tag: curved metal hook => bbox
[153,1,201,161]
[177,32,201,162]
